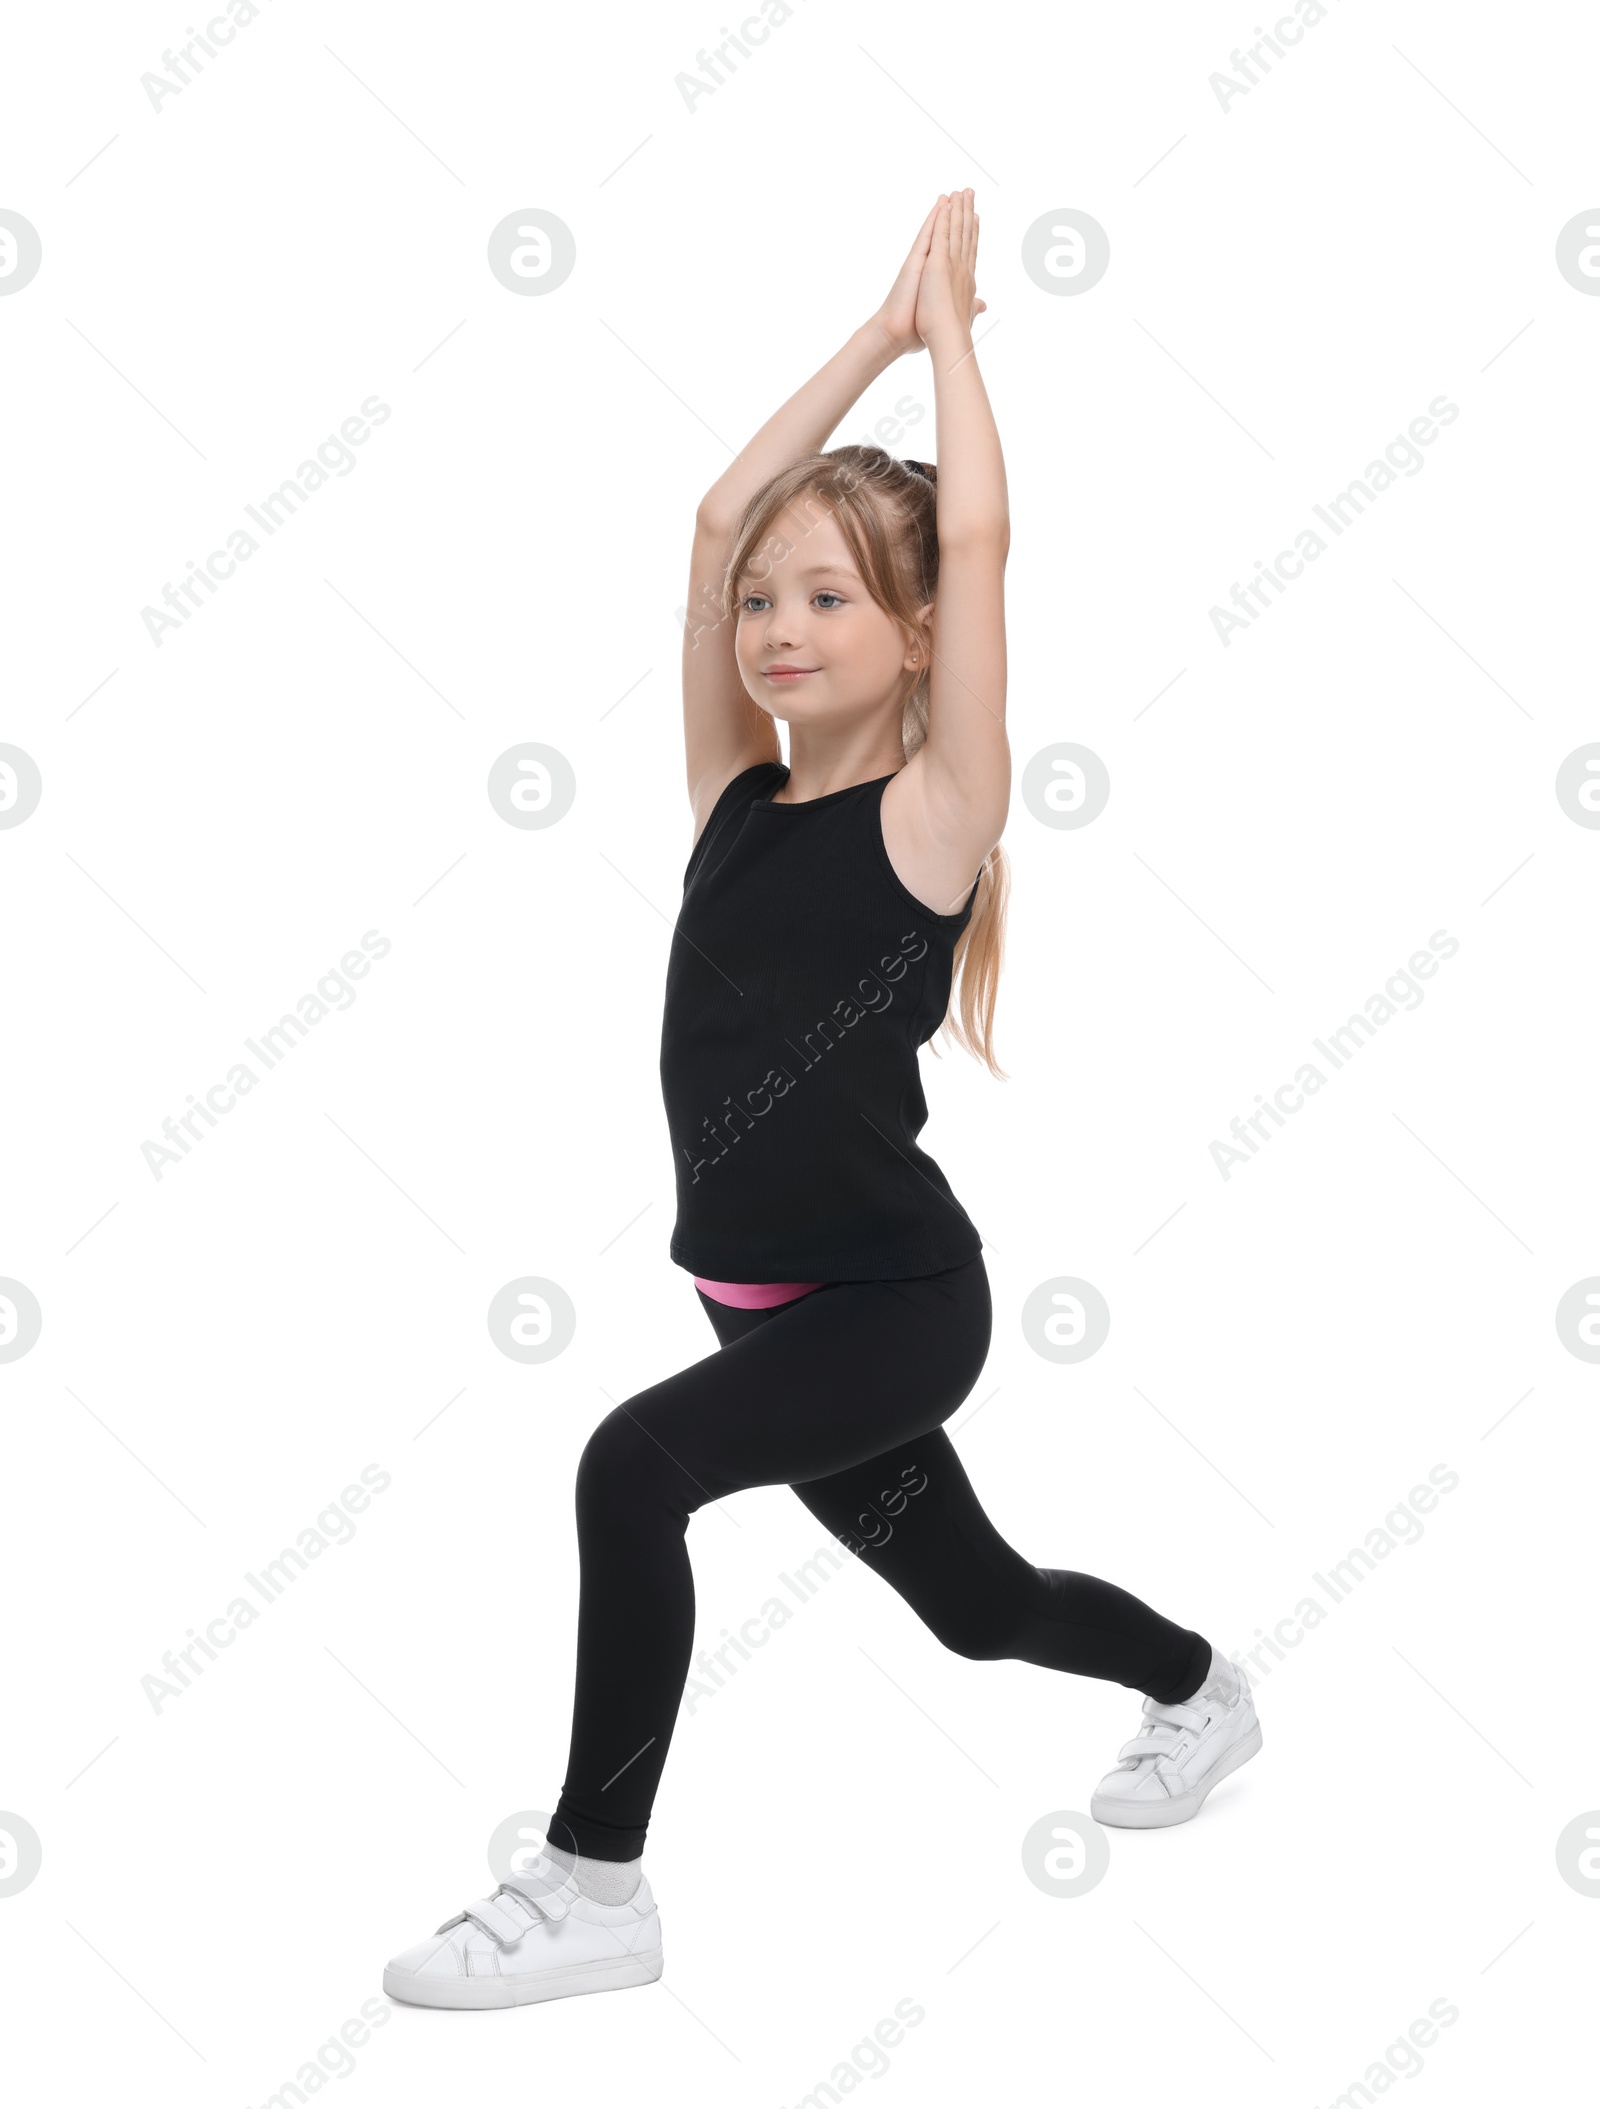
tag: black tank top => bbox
[659,760,984,1282]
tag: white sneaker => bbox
[1089,1655,1262,1829]
[383,1853,664,2010]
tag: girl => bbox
[383,192,1261,2012]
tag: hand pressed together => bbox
[871,189,987,361]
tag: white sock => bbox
[545,1840,643,1905]
[1189,1646,1240,1702]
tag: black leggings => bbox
[546,1255,1211,1861]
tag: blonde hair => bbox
[720,444,1011,1080]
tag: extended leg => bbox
[788,1428,1211,1703]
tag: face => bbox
[733,502,924,726]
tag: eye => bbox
[814,591,844,609]
[741,593,771,614]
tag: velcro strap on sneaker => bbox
[1148,1698,1207,1734]
[502,1869,580,1922]
[457,1892,533,1946]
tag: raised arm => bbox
[681,208,946,835]
[885,190,1011,914]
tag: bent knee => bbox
[574,1403,690,1523]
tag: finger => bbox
[907,199,940,264]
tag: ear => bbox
[903,601,935,668]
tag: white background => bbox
[3,0,1596,2101]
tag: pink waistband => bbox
[693,1277,825,1309]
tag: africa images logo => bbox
[678,928,933,1184]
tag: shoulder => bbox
[685,758,785,877]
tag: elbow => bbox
[696,497,738,542]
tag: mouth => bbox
[763,667,819,682]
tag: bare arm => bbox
[683,208,950,833]
[697,324,898,537]
[885,190,1011,913]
